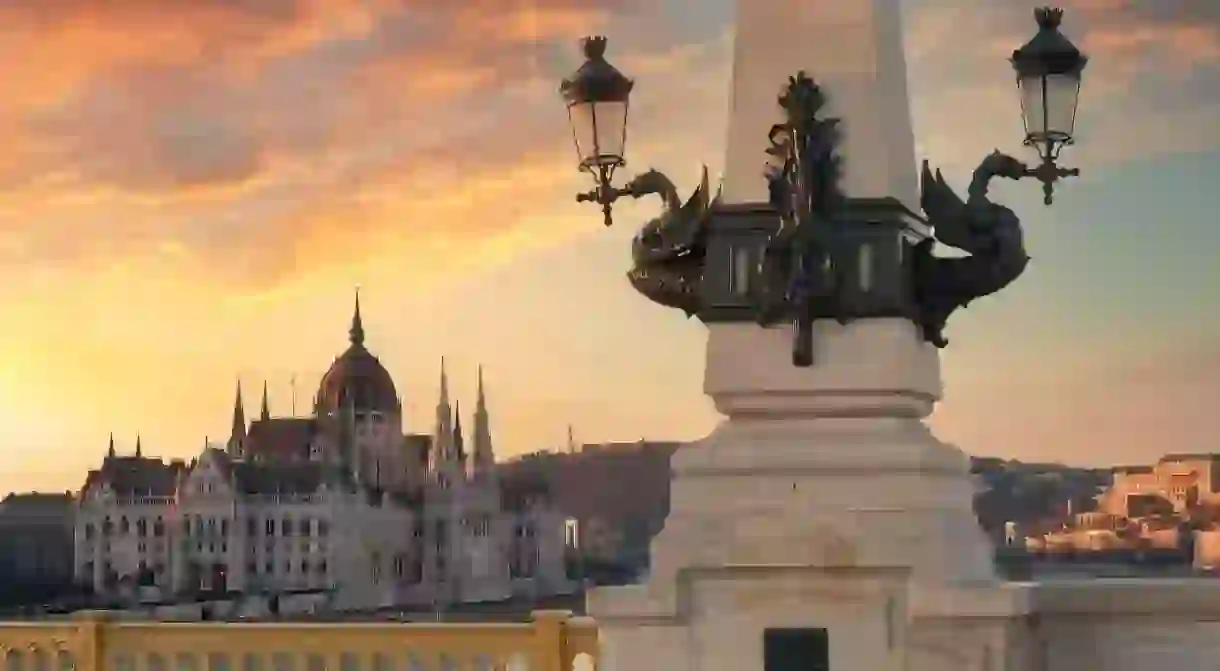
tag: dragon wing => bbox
[671,165,718,249]
[920,159,972,251]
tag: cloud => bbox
[0,0,733,299]
[0,0,1214,296]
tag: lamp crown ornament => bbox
[559,35,634,105]
[583,35,608,60]
[1035,6,1063,29]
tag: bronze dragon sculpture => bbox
[624,167,720,315]
[914,150,1032,347]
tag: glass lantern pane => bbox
[1017,75,1047,139]
[567,102,598,168]
[593,100,628,166]
[1044,73,1081,140]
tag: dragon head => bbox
[626,166,721,316]
[630,166,719,266]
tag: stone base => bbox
[587,319,1000,671]
[646,414,995,587]
[588,568,1030,671]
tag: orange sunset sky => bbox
[2,0,1219,495]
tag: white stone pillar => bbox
[587,1,1015,670]
[722,0,919,209]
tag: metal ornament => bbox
[756,72,848,366]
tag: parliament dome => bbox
[316,292,400,416]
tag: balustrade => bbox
[0,611,596,671]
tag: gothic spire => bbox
[439,356,449,407]
[472,365,496,477]
[349,286,365,347]
[230,379,246,441]
[453,402,465,462]
[135,434,142,458]
[261,381,270,421]
[431,357,454,476]
[107,433,115,459]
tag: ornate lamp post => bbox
[1012,6,1089,205]
[559,36,635,227]
[560,8,1088,367]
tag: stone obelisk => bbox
[586,1,1005,670]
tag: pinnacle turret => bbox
[349,287,365,347]
[261,381,270,421]
[229,380,246,456]
[472,364,496,478]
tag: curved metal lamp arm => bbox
[575,169,683,227]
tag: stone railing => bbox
[0,610,597,671]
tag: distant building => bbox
[0,492,76,595]
[1099,453,1220,517]
[73,295,573,610]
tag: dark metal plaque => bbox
[763,628,829,671]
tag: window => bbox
[282,517,293,536]
[265,561,273,574]
[265,519,275,535]
[248,518,257,536]
[103,518,113,536]
[136,519,148,538]
[317,519,329,537]
[85,524,95,540]
[371,553,382,584]
[221,519,230,537]
[299,519,311,535]
[154,518,165,537]
[120,517,130,534]
[394,555,405,578]
[729,245,752,296]
[858,243,874,292]
[247,562,257,576]
[564,519,579,549]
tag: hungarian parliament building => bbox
[71,296,575,610]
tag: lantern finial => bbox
[582,36,608,61]
[1034,7,1064,30]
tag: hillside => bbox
[499,444,1111,563]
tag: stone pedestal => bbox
[587,321,1006,671]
